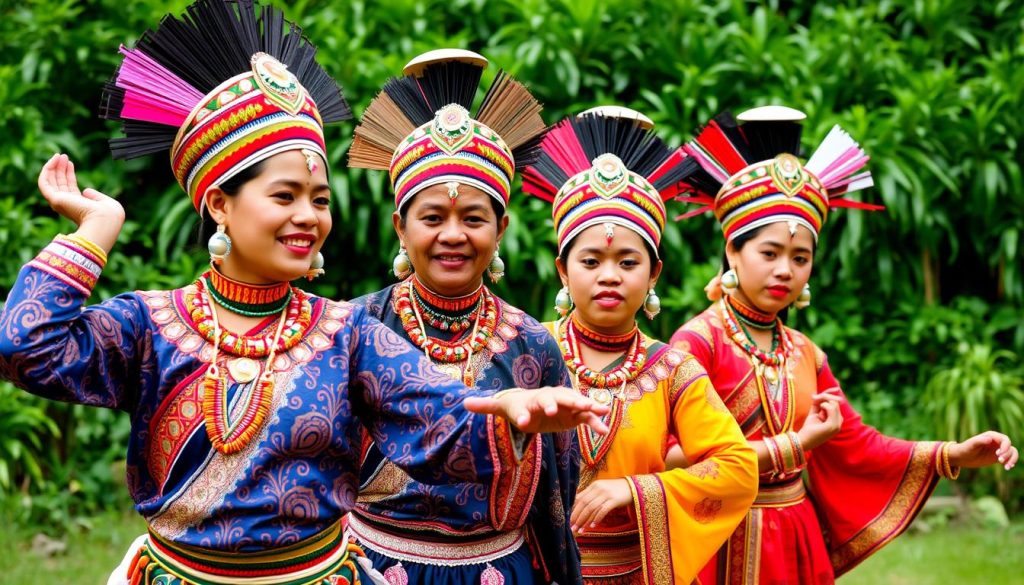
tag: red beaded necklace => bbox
[409,276,483,333]
[395,280,498,385]
[558,315,646,404]
[188,276,313,455]
[570,313,637,352]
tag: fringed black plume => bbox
[523,111,688,202]
[349,51,546,171]
[741,120,803,161]
[101,0,349,160]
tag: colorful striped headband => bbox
[523,108,689,257]
[348,49,546,212]
[100,0,349,215]
[676,106,881,241]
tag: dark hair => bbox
[558,231,660,276]
[397,191,506,228]
[197,160,267,245]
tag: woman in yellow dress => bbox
[521,108,759,584]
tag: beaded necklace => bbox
[206,266,292,317]
[395,280,498,385]
[558,315,646,405]
[726,295,776,331]
[189,277,312,455]
[571,313,637,352]
[410,277,483,333]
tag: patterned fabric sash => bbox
[752,477,806,508]
[576,531,642,578]
[347,513,525,567]
[126,522,364,584]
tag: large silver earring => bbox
[392,246,412,280]
[720,268,738,296]
[305,252,325,281]
[643,288,661,320]
[487,245,505,283]
[208,224,231,265]
[795,283,811,309]
[554,285,573,317]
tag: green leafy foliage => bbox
[0,0,1021,524]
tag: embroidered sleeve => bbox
[0,237,151,410]
[627,369,757,585]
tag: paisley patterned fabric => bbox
[350,283,582,585]
[0,241,531,565]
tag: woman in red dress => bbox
[670,106,1018,584]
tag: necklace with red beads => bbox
[188,274,312,455]
[395,279,497,386]
[558,314,646,405]
[409,277,483,333]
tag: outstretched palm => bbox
[38,154,124,252]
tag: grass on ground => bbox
[0,511,1021,584]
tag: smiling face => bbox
[205,150,331,284]
[726,221,814,315]
[394,183,507,297]
[556,224,662,335]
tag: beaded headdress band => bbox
[347,49,546,211]
[100,0,351,213]
[522,107,690,257]
[675,106,881,241]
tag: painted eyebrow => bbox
[267,179,330,192]
[761,240,813,254]
[577,246,643,256]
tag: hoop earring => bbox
[208,224,231,265]
[720,268,738,296]
[487,245,505,283]
[794,283,811,309]
[392,246,412,280]
[554,285,573,317]
[643,288,661,320]
[306,252,325,281]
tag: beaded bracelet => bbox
[786,431,807,469]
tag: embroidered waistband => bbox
[753,477,807,508]
[577,531,642,576]
[129,522,362,584]
[347,513,524,567]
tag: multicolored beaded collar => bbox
[570,312,637,352]
[206,267,292,317]
[558,315,647,404]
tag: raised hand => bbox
[797,392,843,451]
[38,154,124,253]
[464,386,610,435]
[570,478,633,534]
[949,431,1018,471]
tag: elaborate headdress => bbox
[100,0,351,213]
[522,107,690,257]
[348,49,546,211]
[676,106,880,241]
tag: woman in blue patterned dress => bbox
[345,49,581,585]
[0,5,606,584]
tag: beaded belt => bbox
[752,477,807,508]
[125,522,364,584]
[347,513,525,567]
[577,530,642,578]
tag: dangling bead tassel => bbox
[795,283,811,309]
[306,252,325,281]
[720,268,738,296]
[208,224,231,265]
[643,288,661,320]
[554,285,573,317]
[393,246,412,279]
[487,245,505,283]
